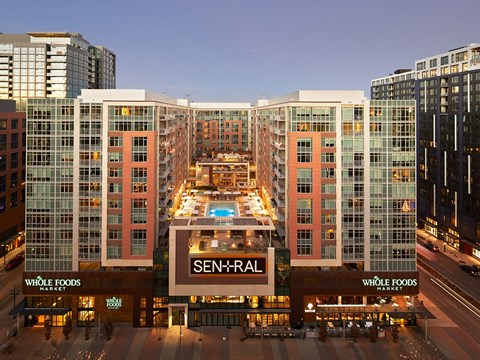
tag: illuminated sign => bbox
[24,276,81,292]
[362,276,418,291]
[106,297,122,310]
[304,303,315,313]
[190,257,266,275]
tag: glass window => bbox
[297,138,312,162]
[297,230,312,255]
[297,199,312,224]
[297,168,312,193]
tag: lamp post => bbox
[10,284,20,315]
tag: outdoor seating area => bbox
[174,188,270,218]
[189,229,268,254]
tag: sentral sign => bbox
[362,276,418,291]
[24,275,81,292]
[190,257,266,275]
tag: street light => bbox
[10,284,20,317]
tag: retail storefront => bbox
[20,271,153,327]
[164,216,291,327]
[290,269,420,327]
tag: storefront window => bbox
[78,296,95,326]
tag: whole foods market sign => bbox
[24,275,81,292]
[190,257,266,275]
[362,276,417,291]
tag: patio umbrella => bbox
[204,190,212,195]
[233,191,241,195]
[224,191,232,195]
[191,189,199,193]
[212,191,220,195]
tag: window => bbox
[108,229,122,240]
[10,172,19,189]
[297,230,312,255]
[321,229,335,240]
[321,214,335,224]
[10,153,18,169]
[0,155,6,171]
[108,168,123,178]
[109,136,123,147]
[0,196,6,213]
[132,168,147,193]
[321,137,335,147]
[297,138,312,162]
[321,152,335,163]
[321,184,336,194]
[0,175,5,192]
[132,137,147,162]
[108,183,122,193]
[297,168,312,193]
[297,199,312,224]
[131,198,147,224]
[131,229,147,255]
[321,168,335,178]
[10,191,17,208]
[322,245,336,259]
[10,133,18,149]
[0,134,6,150]
[108,152,123,162]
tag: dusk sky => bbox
[2,0,480,102]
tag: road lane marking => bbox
[430,277,480,318]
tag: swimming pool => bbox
[208,201,238,217]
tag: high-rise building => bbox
[371,44,480,260]
[253,91,417,323]
[0,100,26,258]
[0,32,116,108]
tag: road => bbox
[0,247,24,342]
[416,236,480,359]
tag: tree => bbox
[104,317,114,341]
[391,325,399,343]
[318,321,327,343]
[350,321,360,342]
[63,315,73,340]
[85,316,91,340]
[44,321,52,340]
[369,320,379,343]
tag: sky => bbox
[2,0,480,102]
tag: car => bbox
[424,241,439,252]
[4,254,24,271]
[459,264,479,276]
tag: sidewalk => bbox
[1,323,447,360]
[417,229,480,267]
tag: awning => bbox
[387,311,420,320]
[201,308,291,314]
[8,299,71,316]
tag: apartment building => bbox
[372,44,480,260]
[0,100,26,258]
[253,91,417,324]
[22,90,191,327]
[20,89,419,328]
[191,102,251,157]
[0,32,115,108]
